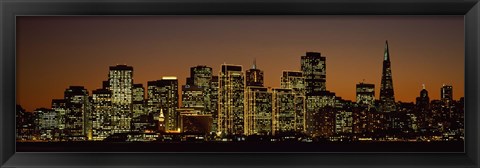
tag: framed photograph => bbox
[1,0,479,167]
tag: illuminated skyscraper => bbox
[210,76,219,132]
[51,99,66,135]
[441,84,453,105]
[356,82,375,108]
[132,84,145,118]
[92,89,112,141]
[34,108,59,141]
[280,71,306,132]
[245,59,264,87]
[301,52,326,95]
[159,77,179,131]
[188,65,213,87]
[244,86,272,136]
[272,88,295,135]
[379,41,396,112]
[147,80,161,115]
[64,86,90,141]
[181,85,205,110]
[218,64,244,135]
[305,91,336,137]
[108,65,133,133]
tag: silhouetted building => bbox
[379,41,396,112]
[245,59,264,87]
[356,82,375,108]
[244,86,272,136]
[218,64,244,135]
[301,52,326,94]
[179,109,213,135]
[16,105,35,141]
[416,84,430,110]
[108,65,133,133]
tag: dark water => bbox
[16,141,464,152]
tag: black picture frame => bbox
[1,0,479,167]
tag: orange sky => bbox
[16,16,464,112]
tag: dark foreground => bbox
[16,141,464,152]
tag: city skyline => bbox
[17,16,464,112]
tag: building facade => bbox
[218,64,245,135]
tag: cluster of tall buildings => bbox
[16,41,464,142]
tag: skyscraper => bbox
[181,84,205,110]
[64,86,90,140]
[244,86,272,136]
[210,75,219,132]
[218,64,244,135]
[272,88,295,135]
[416,84,430,110]
[188,65,213,87]
[184,65,214,115]
[245,59,264,87]
[108,65,133,133]
[441,84,453,105]
[301,52,326,95]
[356,82,375,108]
[92,88,112,141]
[280,71,306,132]
[159,77,179,131]
[132,84,145,118]
[379,41,396,112]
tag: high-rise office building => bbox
[305,91,336,137]
[245,59,264,87]
[51,99,66,134]
[244,86,272,136]
[181,84,205,110]
[210,75,219,132]
[356,82,375,108]
[108,65,133,133]
[379,41,396,112]
[441,84,453,105]
[147,80,161,115]
[34,108,60,141]
[280,71,305,95]
[218,64,244,135]
[280,71,306,132]
[186,65,214,115]
[416,84,430,110]
[64,86,90,141]
[92,88,112,141]
[272,88,295,135]
[159,77,180,131]
[132,84,145,118]
[301,52,326,95]
[188,65,213,87]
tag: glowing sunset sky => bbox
[16,16,464,112]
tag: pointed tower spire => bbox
[379,40,396,112]
[384,40,390,61]
[252,58,257,69]
[422,84,426,90]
